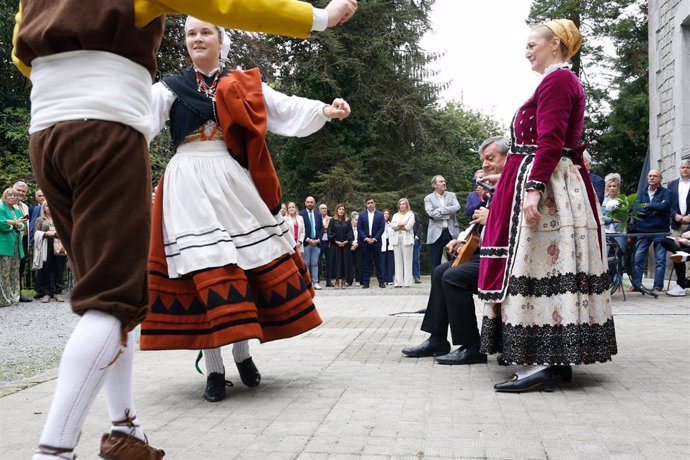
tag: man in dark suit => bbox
[402,136,509,365]
[299,196,324,289]
[583,150,605,204]
[412,210,423,283]
[630,169,672,291]
[357,197,386,288]
[669,160,690,233]
[665,159,690,296]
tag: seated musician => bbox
[402,136,508,365]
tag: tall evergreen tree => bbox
[596,2,648,192]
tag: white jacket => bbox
[389,212,415,246]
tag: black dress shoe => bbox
[494,368,556,393]
[497,354,509,366]
[401,338,451,358]
[236,357,261,387]
[362,284,370,289]
[414,278,422,284]
[204,372,231,402]
[435,343,487,365]
[19,297,32,302]
[379,282,386,288]
[552,365,572,382]
[325,282,334,287]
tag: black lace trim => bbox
[509,143,575,159]
[495,155,534,301]
[507,271,610,297]
[525,180,546,193]
[480,289,505,302]
[480,317,618,365]
[479,247,508,257]
[511,143,537,154]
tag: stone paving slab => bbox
[0,280,688,459]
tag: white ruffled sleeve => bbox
[262,83,330,137]
[150,82,176,138]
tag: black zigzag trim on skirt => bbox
[480,317,617,365]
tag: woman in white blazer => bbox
[390,198,416,287]
[287,202,306,253]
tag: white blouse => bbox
[150,72,330,140]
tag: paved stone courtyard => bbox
[0,281,688,459]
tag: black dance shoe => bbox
[434,343,487,365]
[236,357,261,387]
[204,372,231,402]
[552,365,573,382]
[379,282,386,288]
[402,338,451,358]
[494,368,556,393]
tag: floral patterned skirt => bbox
[0,241,21,307]
[479,155,617,365]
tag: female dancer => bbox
[140,17,351,403]
[478,19,617,392]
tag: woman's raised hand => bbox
[324,98,351,120]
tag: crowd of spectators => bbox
[5,158,688,301]
[600,160,690,297]
[0,182,68,307]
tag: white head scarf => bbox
[184,16,231,63]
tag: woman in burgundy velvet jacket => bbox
[477,20,617,393]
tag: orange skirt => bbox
[140,176,320,350]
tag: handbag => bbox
[54,238,67,256]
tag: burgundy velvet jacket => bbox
[477,68,601,302]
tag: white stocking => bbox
[103,330,145,442]
[232,340,251,363]
[203,347,225,375]
[33,310,122,459]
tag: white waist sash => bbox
[30,50,153,140]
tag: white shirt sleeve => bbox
[312,8,329,31]
[150,82,176,138]
[262,83,330,137]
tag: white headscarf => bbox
[184,16,231,63]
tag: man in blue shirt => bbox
[630,169,672,291]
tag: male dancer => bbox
[13,1,357,458]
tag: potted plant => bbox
[603,193,646,233]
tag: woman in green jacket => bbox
[0,187,27,307]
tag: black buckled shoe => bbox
[402,338,451,358]
[435,343,487,365]
[204,372,232,402]
[494,367,556,393]
[236,357,261,387]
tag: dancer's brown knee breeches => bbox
[30,120,152,331]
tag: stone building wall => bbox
[649,0,690,182]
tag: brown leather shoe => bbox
[100,431,165,460]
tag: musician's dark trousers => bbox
[428,228,453,271]
[420,254,480,345]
